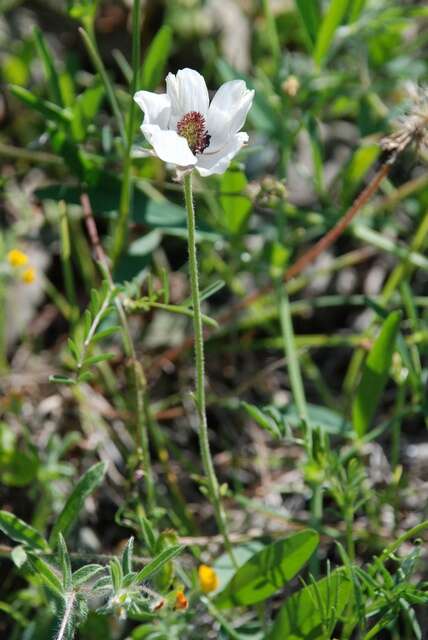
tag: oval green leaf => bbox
[214,529,319,608]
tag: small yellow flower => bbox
[21,267,36,284]
[174,590,188,610]
[198,564,219,594]
[7,249,28,268]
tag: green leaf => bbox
[0,601,29,627]
[348,0,367,21]
[0,447,39,487]
[182,279,225,307]
[305,115,324,196]
[294,0,320,50]
[49,461,107,547]
[92,326,121,343]
[27,554,64,597]
[109,556,123,593]
[58,534,72,590]
[341,144,380,204]
[73,564,105,587]
[67,338,80,362]
[199,280,226,303]
[138,514,157,554]
[2,54,29,85]
[79,27,126,144]
[33,27,63,106]
[214,530,319,608]
[81,352,115,368]
[220,169,252,235]
[0,511,48,551]
[314,0,349,66]
[268,569,352,639]
[10,85,71,125]
[122,537,134,574]
[282,403,351,435]
[132,625,167,639]
[141,26,172,91]
[129,230,162,256]
[241,402,282,439]
[352,311,401,438]
[134,545,185,584]
[92,575,113,594]
[214,542,265,593]
[77,82,104,126]
[49,375,76,386]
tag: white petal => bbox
[166,68,210,127]
[134,91,171,129]
[207,80,254,150]
[195,132,249,177]
[141,124,197,167]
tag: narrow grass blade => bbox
[352,311,401,438]
[79,27,126,144]
[314,0,349,66]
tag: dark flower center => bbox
[177,111,211,154]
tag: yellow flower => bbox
[198,564,219,594]
[7,249,28,268]
[21,267,36,284]
[174,590,188,610]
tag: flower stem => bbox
[183,172,236,565]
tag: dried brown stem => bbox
[80,193,111,274]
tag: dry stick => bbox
[153,161,392,370]
[80,193,155,513]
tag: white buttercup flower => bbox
[134,68,254,176]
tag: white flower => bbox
[134,68,254,177]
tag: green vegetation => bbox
[1,0,428,638]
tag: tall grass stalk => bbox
[79,26,126,145]
[276,281,308,422]
[112,0,142,263]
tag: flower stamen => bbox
[177,111,211,155]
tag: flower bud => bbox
[198,564,219,593]
[174,590,188,610]
[281,75,300,97]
